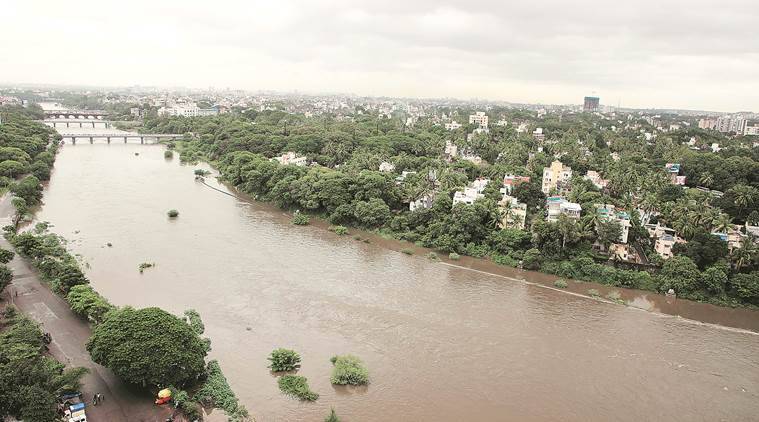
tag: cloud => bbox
[1,0,757,111]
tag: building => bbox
[533,127,545,142]
[595,204,631,244]
[501,174,530,195]
[453,178,489,205]
[716,116,747,134]
[645,223,685,259]
[665,163,683,185]
[541,161,572,194]
[745,125,759,136]
[379,162,395,172]
[157,105,219,117]
[445,121,462,131]
[498,195,528,230]
[444,140,458,161]
[583,170,608,189]
[698,118,717,130]
[271,151,308,166]
[409,193,435,212]
[469,112,489,128]
[583,96,600,112]
[546,196,582,222]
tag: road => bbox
[0,194,173,422]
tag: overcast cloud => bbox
[1,0,757,111]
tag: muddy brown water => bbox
[34,143,759,421]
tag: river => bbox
[34,143,759,421]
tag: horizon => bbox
[2,0,758,113]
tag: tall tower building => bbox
[583,96,600,112]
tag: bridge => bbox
[43,109,108,119]
[45,119,110,128]
[61,133,183,144]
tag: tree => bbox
[330,355,369,385]
[731,272,759,305]
[701,266,728,295]
[513,180,545,210]
[0,160,27,178]
[0,265,13,295]
[656,256,701,296]
[487,228,530,254]
[671,230,728,270]
[596,219,623,252]
[353,198,391,228]
[86,307,208,387]
[522,248,542,270]
[268,348,301,372]
[66,285,114,323]
[53,264,89,295]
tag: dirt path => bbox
[0,195,172,422]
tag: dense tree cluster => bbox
[0,307,87,421]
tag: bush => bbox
[331,225,348,235]
[167,209,179,218]
[268,348,301,372]
[164,150,173,159]
[194,169,210,176]
[448,252,461,260]
[401,248,413,255]
[492,253,518,267]
[0,247,18,264]
[292,212,310,225]
[330,355,369,386]
[606,291,623,303]
[425,252,439,261]
[325,408,340,422]
[194,360,249,419]
[554,279,568,289]
[587,289,600,297]
[522,248,541,270]
[278,375,318,401]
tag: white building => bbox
[469,112,489,128]
[533,127,545,142]
[445,121,462,131]
[272,151,308,166]
[745,125,759,136]
[546,196,581,222]
[716,116,747,134]
[158,105,219,117]
[409,193,435,212]
[444,140,458,161]
[379,162,395,172]
[541,160,572,195]
[453,178,489,205]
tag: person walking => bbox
[92,394,98,406]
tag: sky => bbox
[1,0,758,112]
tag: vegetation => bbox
[164,150,173,159]
[167,209,180,218]
[194,360,250,421]
[292,212,310,225]
[0,248,14,264]
[587,289,600,297]
[138,262,155,273]
[268,348,301,372]
[554,279,568,288]
[329,354,369,386]
[0,308,88,421]
[194,168,211,176]
[449,252,461,260]
[330,225,349,235]
[277,374,319,401]
[86,306,209,387]
[66,285,115,324]
[426,252,439,261]
[401,248,413,255]
[325,408,341,422]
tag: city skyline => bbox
[2,0,758,113]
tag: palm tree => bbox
[731,185,758,214]
[698,172,714,188]
[712,213,733,233]
[731,236,758,271]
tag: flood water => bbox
[35,143,759,421]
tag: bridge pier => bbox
[66,122,70,128]
[107,137,111,144]
[71,138,76,145]
[124,137,128,144]
[89,137,93,144]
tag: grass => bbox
[330,355,369,386]
[325,408,340,422]
[448,252,461,260]
[425,252,439,261]
[587,289,600,297]
[401,248,413,255]
[353,235,362,240]
[278,375,319,401]
[553,279,568,288]
[606,291,624,304]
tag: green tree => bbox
[66,285,114,323]
[522,248,542,270]
[596,219,623,252]
[353,198,391,228]
[657,256,701,296]
[268,348,301,372]
[329,355,369,385]
[0,248,14,264]
[731,272,759,305]
[86,307,208,387]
